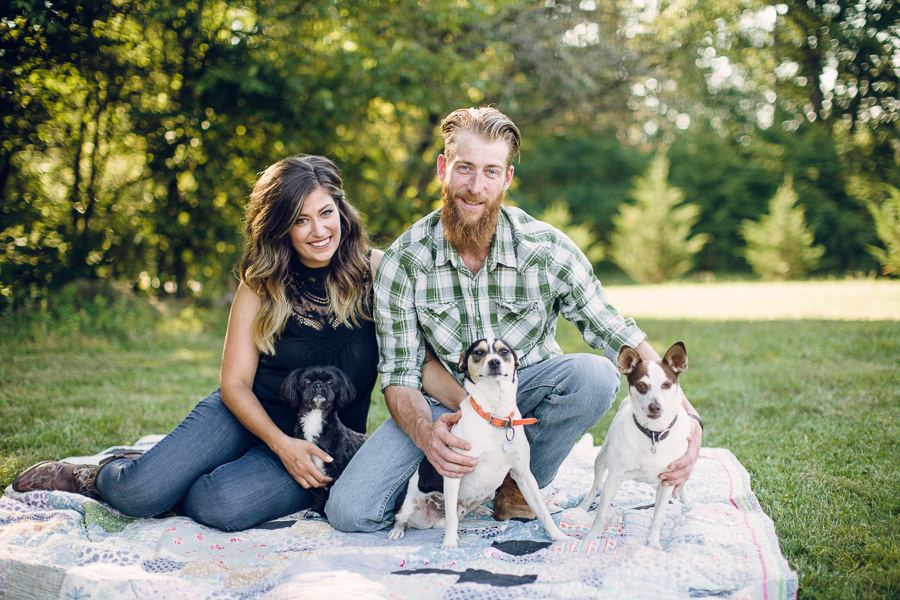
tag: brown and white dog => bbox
[389,338,571,548]
[578,342,693,550]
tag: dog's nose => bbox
[312,381,323,389]
[648,402,661,415]
[488,358,501,369]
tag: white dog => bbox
[389,337,571,548]
[578,342,694,550]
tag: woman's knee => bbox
[97,460,176,518]
[181,476,254,531]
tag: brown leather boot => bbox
[493,474,536,521]
[12,454,141,500]
[13,461,103,498]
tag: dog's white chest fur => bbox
[301,409,326,471]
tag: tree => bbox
[538,201,605,266]
[609,152,710,283]
[863,185,900,276]
[740,175,825,280]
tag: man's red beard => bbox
[440,183,503,253]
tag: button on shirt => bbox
[374,206,647,392]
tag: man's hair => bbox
[440,107,521,167]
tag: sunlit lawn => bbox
[1,279,898,599]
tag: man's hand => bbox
[658,418,702,491]
[417,411,477,478]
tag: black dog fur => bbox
[280,365,368,515]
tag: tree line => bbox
[3,0,899,307]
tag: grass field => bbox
[1,280,898,599]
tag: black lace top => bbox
[252,254,378,435]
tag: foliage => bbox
[537,202,605,265]
[513,132,649,251]
[0,278,223,346]
[609,152,710,283]
[863,185,900,276]
[740,175,825,280]
[667,121,879,274]
[3,0,899,312]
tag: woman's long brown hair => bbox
[238,155,371,355]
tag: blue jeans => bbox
[326,353,619,533]
[95,390,312,531]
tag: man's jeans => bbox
[95,390,311,531]
[326,353,619,533]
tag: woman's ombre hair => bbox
[238,155,371,355]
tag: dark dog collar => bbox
[632,414,678,454]
[469,396,536,428]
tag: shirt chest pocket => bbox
[495,299,546,352]
[417,301,463,359]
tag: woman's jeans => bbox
[95,390,311,531]
[326,353,619,533]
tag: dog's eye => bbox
[498,348,509,357]
[662,382,672,389]
[635,383,648,393]
[326,380,332,386]
[473,350,485,359]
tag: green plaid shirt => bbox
[374,206,646,391]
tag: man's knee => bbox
[553,353,620,418]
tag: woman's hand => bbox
[274,436,334,489]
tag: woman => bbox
[13,155,457,531]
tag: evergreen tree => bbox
[740,176,825,280]
[539,202,605,266]
[609,152,709,284]
[865,185,900,276]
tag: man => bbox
[326,106,702,532]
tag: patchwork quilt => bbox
[0,435,798,599]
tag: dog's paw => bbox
[549,531,572,543]
[441,534,459,549]
[647,538,663,551]
[387,526,406,540]
[470,505,492,516]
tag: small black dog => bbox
[280,365,368,515]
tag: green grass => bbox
[1,289,898,599]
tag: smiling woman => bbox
[289,188,342,269]
[10,155,383,532]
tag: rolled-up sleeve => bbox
[373,247,424,390]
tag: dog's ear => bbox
[457,347,469,374]
[617,345,642,375]
[280,368,304,408]
[331,367,357,410]
[663,341,688,373]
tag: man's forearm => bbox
[384,385,433,450]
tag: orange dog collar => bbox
[469,396,536,428]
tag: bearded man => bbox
[326,107,703,533]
